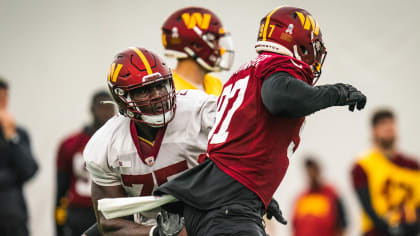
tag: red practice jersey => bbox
[292,185,341,236]
[208,52,313,207]
[57,130,92,207]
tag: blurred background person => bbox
[55,90,115,236]
[161,6,234,95]
[292,157,347,236]
[0,78,38,236]
[351,109,420,236]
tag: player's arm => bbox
[335,197,347,236]
[417,207,420,233]
[199,94,218,133]
[6,128,38,182]
[55,140,72,235]
[261,72,366,117]
[82,222,100,236]
[91,181,155,236]
[351,164,390,234]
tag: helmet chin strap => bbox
[141,110,173,128]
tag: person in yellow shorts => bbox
[161,7,234,95]
[351,109,420,236]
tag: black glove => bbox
[388,225,405,236]
[373,217,392,234]
[266,199,287,225]
[153,209,184,236]
[81,222,100,236]
[334,83,367,111]
[372,217,405,236]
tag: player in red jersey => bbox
[155,6,366,236]
[55,90,115,236]
[292,158,347,236]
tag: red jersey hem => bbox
[210,156,270,208]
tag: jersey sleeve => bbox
[56,138,73,172]
[351,163,368,189]
[176,89,217,161]
[83,117,121,186]
[199,94,218,135]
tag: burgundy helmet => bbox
[255,6,327,82]
[107,47,176,127]
[162,7,234,72]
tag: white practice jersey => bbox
[84,90,216,199]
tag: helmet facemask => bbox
[216,32,235,71]
[114,74,176,128]
[309,38,327,84]
[294,38,327,84]
[184,31,235,72]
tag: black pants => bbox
[184,200,267,236]
[156,159,269,236]
[62,205,96,236]
[0,223,29,236]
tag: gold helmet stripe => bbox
[262,6,283,41]
[130,47,153,75]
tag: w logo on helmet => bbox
[181,12,211,29]
[108,63,123,83]
[295,11,320,36]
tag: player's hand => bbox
[334,83,367,112]
[0,110,16,141]
[388,225,405,236]
[266,198,287,225]
[81,222,100,236]
[373,217,404,236]
[154,209,184,236]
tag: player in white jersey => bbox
[83,47,216,236]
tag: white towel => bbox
[98,195,178,219]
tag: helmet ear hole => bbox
[192,42,203,50]
[300,45,308,55]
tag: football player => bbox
[83,47,217,236]
[162,7,234,95]
[55,90,115,236]
[155,6,367,236]
[292,157,347,236]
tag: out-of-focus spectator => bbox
[0,78,38,236]
[55,90,115,236]
[351,109,420,236]
[292,157,347,236]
